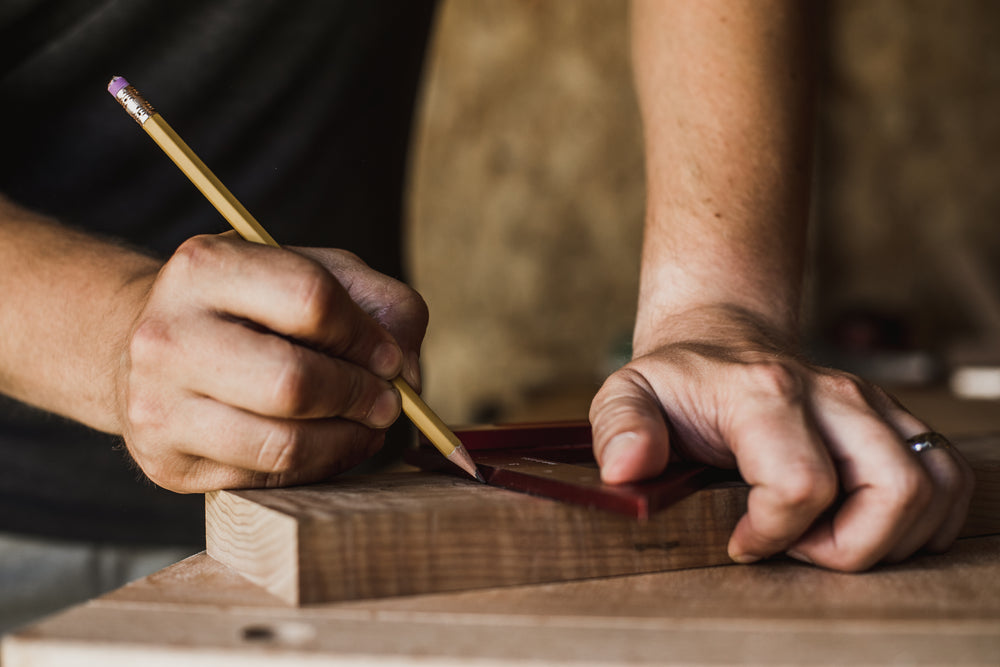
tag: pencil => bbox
[108,76,483,483]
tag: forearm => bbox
[631,0,816,351]
[0,195,159,433]
[594,3,973,570]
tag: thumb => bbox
[589,368,671,484]
[291,247,428,390]
[378,294,428,392]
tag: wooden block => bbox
[207,474,748,605]
[206,435,1000,606]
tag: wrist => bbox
[632,302,801,359]
[103,265,159,434]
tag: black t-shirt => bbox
[0,0,436,546]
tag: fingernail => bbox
[601,432,639,482]
[729,551,762,564]
[786,550,813,565]
[369,342,402,379]
[368,387,400,428]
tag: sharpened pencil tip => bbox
[446,443,482,482]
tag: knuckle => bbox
[293,266,337,332]
[171,234,221,275]
[128,318,172,367]
[819,373,869,404]
[742,361,804,402]
[771,464,838,513]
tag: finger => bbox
[148,446,383,494]
[129,312,401,427]
[132,397,384,492]
[367,294,427,391]
[858,383,927,435]
[294,247,429,390]
[169,235,403,379]
[382,301,428,392]
[923,447,975,552]
[880,447,966,561]
[831,381,973,559]
[589,367,670,484]
[722,377,838,563]
[787,377,932,571]
[160,314,400,427]
[853,388,947,561]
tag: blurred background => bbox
[407,0,1000,425]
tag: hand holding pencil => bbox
[107,76,480,491]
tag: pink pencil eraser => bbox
[107,76,129,97]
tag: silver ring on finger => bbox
[905,431,952,455]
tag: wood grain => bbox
[207,473,747,605]
[206,435,1000,606]
[6,538,1000,665]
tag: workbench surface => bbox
[4,533,999,665]
[4,387,999,665]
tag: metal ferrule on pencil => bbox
[113,83,155,126]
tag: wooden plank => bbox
[6,537,1000,666]
[206,435,1000,606]
[206,473,747,605]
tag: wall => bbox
[408,0,1000,422]
[408,0,643,421]
[819,0,1000,349]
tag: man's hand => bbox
[613,1,972,571]
[115,233,428,492]
[590,307,975,571]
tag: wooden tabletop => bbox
[4,386,999,665]
[4,535,999,665]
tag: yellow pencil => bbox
[108,76,482,483]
